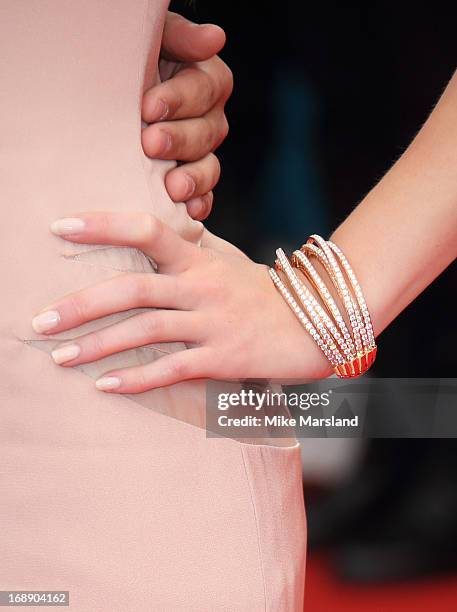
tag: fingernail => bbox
[154,99,169,121]
[156,130,172,155]
[51,344,80,365]
[95,376,121,391]
[32,310,60,333]
[184,175,196,199]
[186,197,204,219]
[50,218,86,235]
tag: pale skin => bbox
[31,71,457,393]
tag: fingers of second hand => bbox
[165,153,220,202]
[161,13,226,63]
[186,152,221,194]
[95,347,211,394]
[186,192,214,222]
[143,109,224,164]
[142,63,215,124]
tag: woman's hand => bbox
[31,213,331,393]
[143,12,232,220]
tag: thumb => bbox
[161,12,226,63]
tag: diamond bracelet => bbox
[270,235,377,378]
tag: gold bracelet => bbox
[269,268,343,367]
[274,248,345,367]
[270,235,377,378]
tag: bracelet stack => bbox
[269,234,377,378]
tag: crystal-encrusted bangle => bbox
[301,236,366,354]
[326,240,376,350]
[269,268,342,367]
[270,235,377,378]
[291,249,356,361]
[275,248,345,367]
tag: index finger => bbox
[50,211,202,273]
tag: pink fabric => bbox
[0,1,306,609]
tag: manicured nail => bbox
[95,376,121,391]
[32,310,60,333]
[50,217,86,235]
[51,344,80,365]
[184,175,196,199]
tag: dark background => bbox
[171,0,457,378]
[171,2,457,609]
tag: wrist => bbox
[271,236,377,378]
[329,225,385,338]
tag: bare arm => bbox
[331,70,457,337]
[33,72,457,391]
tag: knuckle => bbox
[137,312,163,338]
[213,56,233,99]
[222,65,234,98]
[212,116,229,150]
[142,213,162,245]
[68,293,90,322]
[129,274,152,304]
[167,355,189,380]
[134,368,149,391]
[202,75,216,109]
[201,120,215,154]
[90,332,107,356]
[167,275,181,304]
[97,212,112,236]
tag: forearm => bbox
[331,70,457,337]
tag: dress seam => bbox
[60,253,147,274]
[20,337,174,357]
[240,445,268,611]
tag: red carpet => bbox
[304,554,457,612]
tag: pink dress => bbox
[0,1,306,609]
